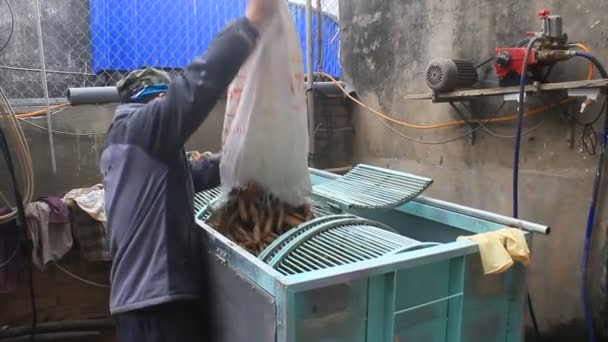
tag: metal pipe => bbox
[322,166,352,174]
[316,0,323,72]
[0,65,96,77]
[305,0,316,166]
[0,331,101,341]
[308,168,551,235]
[33,0,56,173]
[415,196,550,235]
[66,87,120,106]
[0,320,113,338]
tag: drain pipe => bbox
[305,0,316,166]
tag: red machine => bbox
[494,9,569,86]
[494,48,541,80]
[425,9,576,91]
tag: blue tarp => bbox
[89,0,341,76]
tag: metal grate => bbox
[267,217,424,276]
[313,164,433,209]
[258,214,357,264]
[194,187,223,220]
[309,198,339,216]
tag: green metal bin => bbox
[195,166,549,342]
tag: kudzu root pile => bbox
[207,182,313,255]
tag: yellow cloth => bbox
[457,228,530,275]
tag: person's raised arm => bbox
[126,0,279,158]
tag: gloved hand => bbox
[246,0,280,30]
[190,152,222,192]
[207,152,221,163]
[200,151,221,163]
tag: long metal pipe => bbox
[0,65,96,77]
[0,320,113,338]
[322,166,353,174]
[65,81,352,106]
[316,0,323,72]
[33,0,56,173]
[309,168,551,235]
[305,0,316,166]
[0,331,101,342]
[67,87,120,106]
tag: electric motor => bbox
[425,59,478,92]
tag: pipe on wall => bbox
[66,87,120,106]
[305,0,316,166]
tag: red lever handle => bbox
[537,9,551,18]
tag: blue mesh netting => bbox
[90,0,341,77]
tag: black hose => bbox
[27,262,37,342]
[573,51,608,342]
[513,36,540,224]
[527,294,541,340]
[0,0,15,54]
[474,57,494,70]
[515,38,531,47]
[513,36,543,341]
[0,119,36,341]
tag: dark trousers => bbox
[114,300,209,342]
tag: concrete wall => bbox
[340,0,608,339]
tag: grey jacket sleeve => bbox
[125,18,258,158]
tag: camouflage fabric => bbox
[116,67,172,99]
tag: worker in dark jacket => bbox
[100,1,278,340]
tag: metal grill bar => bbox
[351,226,419,246]
[290,250,320,270]
[336,227,399,251]
[297,244,341,266]
[193,187,222,214]
[313,164,433,209]
[306,238,359,263]
[308,234,365,262]
[269,216,438,276]
[259,215,356,263]
[325,229,387,257]
[321,230,383,258]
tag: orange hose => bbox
[15,103,69,118]
[571,43,595,80]
[315,71,574,130]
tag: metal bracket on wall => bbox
[405,79,608,103]
[568,88,602,100]
[566,101,576,149]
[503,93,526,103]
[449,102,476,145]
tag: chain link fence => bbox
[0,0,340,103]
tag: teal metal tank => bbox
[195,165,549,342]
